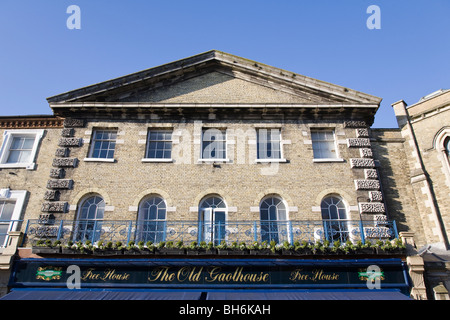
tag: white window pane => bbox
[10,138,23,149]
[147,131,172,159]
[257,129,281,159]
[7,150,31,163]
[202,129,225,160]
[95,131,103,139]
[18,150,32,162]
[90,129,117,158]
[320,141,335,158]
[6,135,35,164]
[149,132,160,140]
[0,225,8,246]
[6,151,20,163]
[0,201,15,221]
[22,137,35,149]
[311,130,337,159]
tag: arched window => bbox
[75,195,105,242]
[435,131,450,192]
[199,196,226,245]
[445,137,450,159]
[260,196,288,243]
[321,196,348,242]
[137,196,167,244]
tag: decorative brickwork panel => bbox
[364,227,392,238]
[49,168,65,179]
[38,214,55,225]
[347,138,371,148]
[55,148,70,157]
[350,158,375,168]
[64,118,85,128]
[354,179,380,190]
[46,179,73,190]
[364,169,378,179]
[374,214,388,224]
[58,137,82,147]
[344,120,367,128]
[58,138,83,147]
[41,201,68,213]
[369,191,383,202]
[52,158,78,168]
[359,202,385,213]
[61,128,75,137]
[360,148,373,158]
[44,190,60,201]
[356,128,369,138]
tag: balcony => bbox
[24,219,399,250]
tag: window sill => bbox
[0,163,36,170]
[255,158,288,163]
[141,158,173,163]
[84,158,115,163]
[198,159,231,163]
[313,158,345,163]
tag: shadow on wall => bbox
[371,133,410,233]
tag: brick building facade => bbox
[0,51,447,300]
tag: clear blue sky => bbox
[1,0,449,128]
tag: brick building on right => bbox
[387,89,450,299]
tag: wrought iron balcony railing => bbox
[24,219,399,247]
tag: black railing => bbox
[24,219,399,247]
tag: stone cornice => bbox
[0,116,64,129]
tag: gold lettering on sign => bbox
[206,267,269,283]
[147,266,270,283]
[176,266,203,282]
[289,269,340,282]
[81,268,130,282]
[148,266,176,282]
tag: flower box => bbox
[157,248,185,255]
[186,248,216,255]
[356,247,376,255]
[218,248,249,255]
[32,246,61,254]
[93,248,123,256]
[294,248,314,255]
[281,249,296,255]
[61,247,94,255]
[249,249,273,255]
[125,247,154,255]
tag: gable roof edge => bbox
[47,50,382,105]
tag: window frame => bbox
[142,130,173,162]
[320,195,349,243]
[0,189,27,248]
[310,129,342,162]
[74,195,105,242]
[137,195,167,243]
[259,196,290,243]
[198,196,227,245]
[445,137,450,160]
[200,128,228,162]
[255,128,286,162]
[0,129,44,170]
[434,129,450,190]
[85,129,118,163]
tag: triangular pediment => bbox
[104,71,334,104]
[47,50,381,106]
